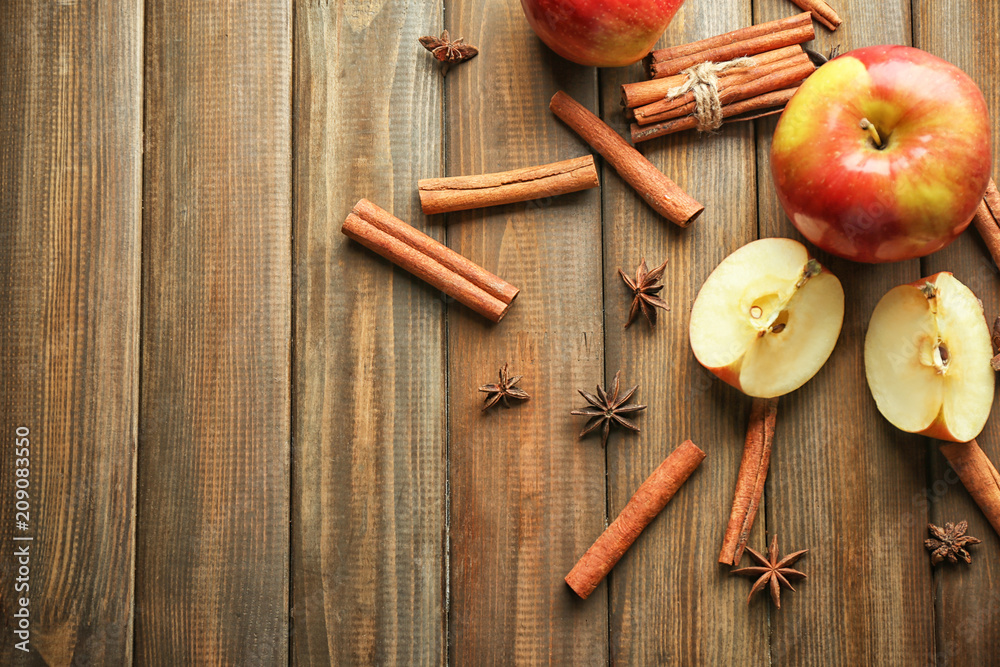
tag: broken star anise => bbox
[419,30,478,76]
[479,363,529,411]
[925,521,981,565]
[571,371,646,447]
[731,535,808,609]
[619,258,670,328]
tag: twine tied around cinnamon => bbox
[667,57,757,132]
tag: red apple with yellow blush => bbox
[519,0,687,67]
[771,45,992,263]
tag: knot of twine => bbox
[667,57,757,132]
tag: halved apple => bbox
[865,272,994,442]
[689,238,845,398]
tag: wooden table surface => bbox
[2,0,999,664]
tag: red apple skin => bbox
[771,45,992,263]
[706,362,742,394]
[519,0,686,67]
[921,416,962,443]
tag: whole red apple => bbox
[519,0,686,67]
[770,45,992,263]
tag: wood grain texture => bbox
[290,1,447,664]
[912,1,1000,662]
[0,1,141,664]
[445,0,608,662]
[753,0,936,663]
[5,0,999,661]
[136,1,291,663]
[601,2,766,663]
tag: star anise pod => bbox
[619,258,670,328]
[804,44,841,66]
[478,363,529,411]
[419,30,478,76]
[571,371,646,447]
[731,535,808,608]
[925,521,981,565]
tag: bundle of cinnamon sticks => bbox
[647,12,816,79]
[342,199,519,322]
[623,13,821,143]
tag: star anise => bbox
[803,44,841,66]
[478,363,529,411]
[925,521,981,565]
[571,371,646,447]
[418,30,478,76]
[619,258,670,328]
[731,535,808,608]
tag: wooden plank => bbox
[0,1,141,664]
[135,1,291,663]
[289,1,447,664]
[911,2,1000,663]
[445,1,608,662]
[601,3,767,663]
[753,0,936,662]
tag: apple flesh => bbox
[689,238,845,398]
[771,45,992,263]
[865,272,994,442]
[519,0,686,67]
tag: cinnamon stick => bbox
[418,155,599,214]
[789,0,843,31]
[722,106,787,123]
[939,439,1000,538]
[719,398,778,566]
[565,440,706,599]
[649,13,812,64]
[973,178,1000,271]
[631,87,799,143]
[624,45,803,109]
[650,23,815,79]
[633,55,813,125]
[342,198,518,322]
[550,90,704,226]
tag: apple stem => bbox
[795,259,822,289]
[859,118,883,148]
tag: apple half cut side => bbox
[689,238,845,398]
[865,272,995,442]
